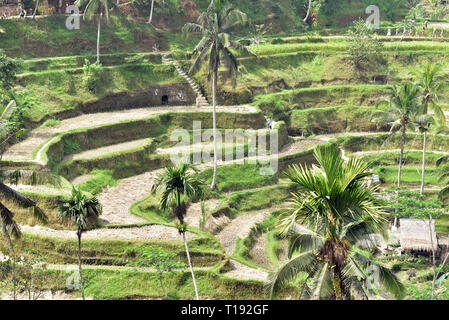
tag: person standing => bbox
[441,29,444,38]
[422,26,426,37]
[267,117,272,130]
[433,27,437,38]
[395,27,399,36]
[387,28,391,37]
[425,20,428,28]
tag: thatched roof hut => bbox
[399,218,438,252]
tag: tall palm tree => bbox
[304,0,313,23]
[151,163,205,300]
[75,0,119,63]
[57,186,102,300]
[413,62,445,194]
[183,0,255,190]
[148,0,155,24]
[266,145,405,300]
[373,82,421,187]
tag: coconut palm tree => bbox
[304,0,313,23]
[413,62,445,194]
[0,167,50,299]
[151,163,205,300]
[373,82,421,187]
[266,145,405,300]
[75,0,119,63]
[183,0,255,190]
[57,186,102,300]
[148,0,155,24]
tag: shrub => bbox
[82,59,104,93]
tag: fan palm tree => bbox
[151,163,205,300]
[413,62,445,194]
[57,186,102,300]
[183,0,255,190]
[75,0,119,63]
[266,145,405,300]
[372,82,421,187]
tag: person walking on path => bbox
[267,117,273,130]
[433,27,437,38]
[387,28,391,36]
[425,20,428,28]
[422,26,426,37]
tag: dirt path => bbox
[217,210,271,255]
[21,224,196,241]
[250,233,272,269]
[97,170,162,225]
[223,260,268,282]
[3,105,257,162]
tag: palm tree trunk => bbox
[397,124,406,187]
[210,70,218,190]
[33,0,40,19]
[304,0,312,23]
[148,0,154,24]
[420,130,427,195]
[156,267,167,297]
[332,267,343,300]
[183,232,199,300]
[96,15,101,63]
[12,245,16,300]
[77,230,85,300]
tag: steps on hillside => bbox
[162,55,210,107]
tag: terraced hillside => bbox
[1,0,449,300]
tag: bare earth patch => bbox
[21,224,195,241]
[223,260,268,282]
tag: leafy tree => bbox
[373,82,421,187]
[346,19,387,81]
[183,0,255,190]
[0,52,23,104]
[266,145,404,300]
[127,246,185,298]
[57,186,102,300]
[151,163,205,299]
[412,62,445,194]
[75,0,119,63]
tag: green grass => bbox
[198,162,278,193]
[3,232,223,267]
[375,166,442,186]
[0,15,163,59]
[77,169,118,195]
[18,63,182,123]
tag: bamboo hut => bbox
[398,218,438,253]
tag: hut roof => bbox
[399,218,438,252]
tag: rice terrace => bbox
[2,0,449,304]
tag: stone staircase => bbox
[162,55,209,107]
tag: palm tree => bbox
[266,145,405,300]
[57,186,102,300]
[0,168,51,299]
[75,0,119,63]
[183,0,255,190]
[304,0,312,23]
[413,62,445,194]
[148,0,155,24]
[373,82,421,187]
[32,0,40,19]
[151,163,205,300]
